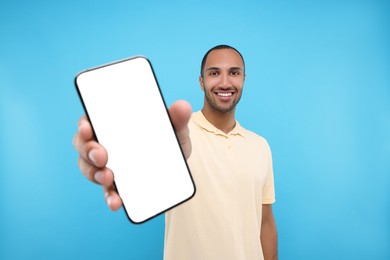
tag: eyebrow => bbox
[205,66,244,71]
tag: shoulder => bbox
[240,124,269,145]
[238,124,272,154]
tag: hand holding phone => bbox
[75,57,196,224]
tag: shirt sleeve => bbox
[262,143,276,204]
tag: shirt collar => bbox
[191,111,246,137]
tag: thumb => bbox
[168,100,192,159]
[169,100,192,131]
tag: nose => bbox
[220,72,230,87]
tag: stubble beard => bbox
[204,87,242,113]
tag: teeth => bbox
[217,93,232,97]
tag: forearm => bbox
[260,212,278,260]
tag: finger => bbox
[73,131,108,168]
[78,115,94,141]
[76,116,108,167]
[78,157,114,187]
[73,115,94,155]
[75,139,108,168]
[104,186,123,211]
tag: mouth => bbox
[214,90,235,101]
[217,92,233,97]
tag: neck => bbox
[201,106,236,134]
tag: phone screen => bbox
[75,56,195,223]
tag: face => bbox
[200,48,245,114]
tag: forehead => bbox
[204,49,244,69]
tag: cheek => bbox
[237,77,245,87]
[233,81,244,91]
[203,82,216,92]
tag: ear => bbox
[199,76,204,91]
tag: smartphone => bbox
[75,56,195,224]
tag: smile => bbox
[217,92,233,97]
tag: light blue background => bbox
[1,0,389,259]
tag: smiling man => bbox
[73,44,278,260]
[164,45,278,260]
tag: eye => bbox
[209,71,219,76]
[230,71,240,76]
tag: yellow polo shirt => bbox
[164,111,275,260]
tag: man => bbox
[73,45,278,259]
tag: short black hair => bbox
[200,44,245,77]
